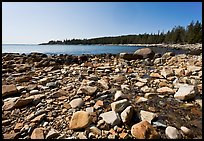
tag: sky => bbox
[2,2,202,44]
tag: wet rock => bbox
[134,48,155,59]
[69,111,92,130]
[31,128,44,139]
[140,110,158,123]
[69,98,84,108]
[165,126,180,139]
[111,99,130,113]
[131,120,159,139]
[99,111,121,126]
[46,128,60,139]
[2,84,18,97]
[120,106,133,124]
[174,85,196,100]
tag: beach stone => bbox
[134,48,155,59]
[111,99,130,113]
[135,96,148,103]
[150,72,163,78]
[14,96,34,108]
[119,53,141,60]
[180,126,191,135]
[98,79,109,89]
[69,111,92,130]
[3,131,20,139]
[99,111,121,126]
[120,106,133,124]
[2,119,11,126]
[38,77,50,85]
[119,132,129,139]
[2,84,18,97]
[161,67,174,78]
[30,90,39,95]
[31,113,46,123]
[46,82,57,88]
[162,52,175,59]
[31,128,44,139]
[14,122,24,132]
[80,86,97,96]
[46,128,60,139]
[94,100,104,109]
[3,97,19,110]
[154,58,162,64]
[131,120,159,139]
[187,66,201,73]
[86,107,94,113]
[140,110,158,123]
[174,85,196,100]
[135,82,146,87]
[165,126,180,139]
[50,90,67,98]
[69,98,84,108]
[114,91,125,101]
[89,126,102,135]
[157,87,175,94]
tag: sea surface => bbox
[2,44,188,55]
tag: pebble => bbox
[165,126,180,139]
[111,99,130,113]
[140,110,158,123]
[69,98,84,108]
[99,111,121,126]
[174,85,196,100]
[46,128,60,139]
[120,106,133,124]
[131,120,159,139]
[31,128,44,139]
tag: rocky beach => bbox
[2,46,202,139]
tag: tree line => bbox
[40,20,202,45]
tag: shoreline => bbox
[2,48,202,139]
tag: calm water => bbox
[2,44,188,55]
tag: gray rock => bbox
[99,111,121,126]
[111,99,130,113]
[174,85,196,100]
[165,126,180,139]
[120,106,133,124]
[69,98,84,108]
[134,48,155,59]
[46,82,57,88]
[140,110,158,123]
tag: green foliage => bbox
[41,21,202,45]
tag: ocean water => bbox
[2,44,188,55]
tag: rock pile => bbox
[2,48,202,139]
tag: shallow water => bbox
[2,44,188,55]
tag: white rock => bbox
[114,91,125,101]
[30,90,39,95]
[69,98,84,108]
[180,126,191,135]
[111,99,130,113]
[120,106,133,123]
[140,110,158,123]
[165,126,180,139]
[99,111,121,126]
[174,85,196,100]
[135,97,148,103]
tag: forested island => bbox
[40,21,202,45]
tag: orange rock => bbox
[131,120,159,139]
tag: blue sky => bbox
[2,2,202,44]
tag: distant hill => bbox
[40,20,202,45]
